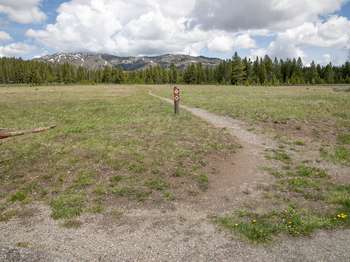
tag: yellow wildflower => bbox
[337,213,348,219]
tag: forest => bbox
[1,52,350,85]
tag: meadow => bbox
[154,85,350,242]
[0,85,237,223]
[0,84,349,243]
[155,85,350,165]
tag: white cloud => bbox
[0,0,46,24]
[189,0,346,31]
[207,33,256,53]
[26,0,262,56]
[0,31,11,41]
[22,0,350,61]
[0,43,36,57]
[250,15,350,63]
[279,16,350,49]
[26,0,196,55]
[251,39,306,59]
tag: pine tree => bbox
[196,63,204,84]
[263,55,273,84]
[258,58,267,84]
[324,63,335,84]
[29,67,42,86]
[183,64,196,84]
[231,52,245,85]
[272,58,281,85]
[169,64,178,84]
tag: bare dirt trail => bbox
[149,92,275,212]
[1,93,350,262]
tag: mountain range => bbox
[36,52,222,71]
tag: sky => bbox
[0,0,350,65]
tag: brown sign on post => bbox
[173,86,180,114]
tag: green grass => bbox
[50,193,86,220]
[296,165,328,178]
[321,146,350,166]
[10,191,28,203]
[284,177,321,191]
[217,162,350,242]
[72,172,96,189]
[155,85,350,167]
[334,146,350,164]
[152,85,350,242]
[337,133,350,145]
[0,85,237,220]
[269,149,292,163]
[216,206,348,243]
[145,178,169,191]
[196,174,209,191]
[163,191,175,201]
[88,203,105,214]
[294,140,305,146]
[110,186,151,201]
[154,85,350,125]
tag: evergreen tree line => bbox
[1,52,350,85]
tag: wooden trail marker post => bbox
[173,86,180,114]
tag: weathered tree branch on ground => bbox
[0,125,56,140]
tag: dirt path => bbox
[1,94,349,262]
[149,92,275,212]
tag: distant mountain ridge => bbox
[36,52,222,71]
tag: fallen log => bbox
[0,125,56,140]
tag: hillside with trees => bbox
[1,52,350,85]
